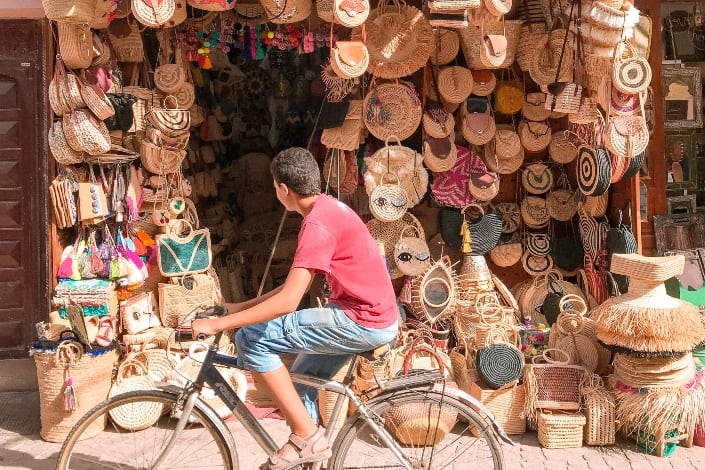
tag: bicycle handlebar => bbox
[194,305,228,342]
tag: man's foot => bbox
[260,426,332,470]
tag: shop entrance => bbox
[0,19,50,359]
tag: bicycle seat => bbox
[358,343,390,362]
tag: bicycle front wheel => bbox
[56,390,237,470]
[330,388,505,470]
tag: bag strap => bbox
[552,0,576,88]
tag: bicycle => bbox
[56,305,513,469]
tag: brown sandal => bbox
[260,426,332,470]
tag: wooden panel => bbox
[0,19,50,358]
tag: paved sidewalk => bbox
[2,391,705,469]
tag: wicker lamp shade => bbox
[354,2,433,79]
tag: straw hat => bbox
[132,0,176,27]
[353,1,433,79]
[437,66,474,104]
[592,253,705,355]
[430,29,460,66]
[528,30,574,87]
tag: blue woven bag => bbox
[156,221,212,277]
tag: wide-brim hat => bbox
[354,3,433,79]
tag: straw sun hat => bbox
[592,253,705,356]
[353,0,434,79]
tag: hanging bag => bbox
[577,145,611,196]
[460,203,503,255]
[480,16,508,69]
[145,95,191,136]
[394,225,431,277]
[330,24,369,79]
[522,162,553,195]
[612,39,651,94]
[156,219,213,277]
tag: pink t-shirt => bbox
[292,194,398,328]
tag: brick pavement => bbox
[1,391,705,469]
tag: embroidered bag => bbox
[156,220,213,277]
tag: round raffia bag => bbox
[519,120,551,153]
[423,134,458,173]
[494,202,521,234]
[471,69,497,96]
[462,105,496,146]
[437,66,474,104]
[79,79,116,121]
[108,357,163,431]
[363,81,422,141]
[430,28,460,66]
[261,0,311,23]
[484,127,523,175]
[154,50,187,94]
[422,107,454,138]
[132,0,175,27]
[330,25,370,79]
[547,189,578,222]
[577,145,611,196]
[490,238,523,268]
[494,73,524,115]
[469,170,500,202]
[58,22,93,71]
[581,192,608,218]
[548,130,580,164]
[458,17,522,69]
[369,173,408,222]
[394,225,431,276]
[611,39,651,94]
[606,113,649,159]
[522,92,551,121]
[521,195,549,229]
[108,16,145,63]
[522,163,553,195]
[528,30,574,87]
[517,22,546,72]
[410,256,457,324]
[367,212,425,279]
[364,136,427,207]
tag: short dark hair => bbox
[270,147,321,196]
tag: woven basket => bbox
[584,53,613,93]
[582,193,608,218]
[261,0,312,24]
[108,17,145,63]
[364,136,427,208]
[363,81,422,141]
[42,0,95,23]
[394,224,431,277]
[108,358,163,431]
[547,189,578,222]
[475,342,525,390]
[582,375,615,446]
[154,62,187,95]
[437,66,474,104]
[356,2,433,79]
[140,139,187,175]
[470,380,526,434]
[538,410,586,448]
[522,92,551,121]
[318,360,351,429]
[58,22,93,70]
[458,19,522,69]
[367,213,425,279]
[79,80,115,121]
[606,115,649,158]
[34,342,116,442]
[461,107,496,146]
[158,274,218,327]
[525,349,586,416]
[483,128,523,175]
[490,242,522,268]
[430,29,460,66]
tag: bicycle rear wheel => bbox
[56,390,237,470]
[330,388,505,470]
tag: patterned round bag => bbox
[518,120,551,153]
[489,239,523,268]
[394,225,431,277]
[494,202,521,234]
[522,92,552,121]
[577,145,611,196]
[606,113,649,158]
[370,173,408,222]
[522,163,553,195]
[460,203,503,255]
[521,195,549,229]
[462,105,496,146]
[525,232,551,257]
[484,128,524,174]
[612,40,651,94]
[431,145,474,208]
[547,189,578,221]
[581,192,608,218]
[521,251,554,277]
[548,130,580,164]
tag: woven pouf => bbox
[538,411,586,448]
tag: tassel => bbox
[64,377,77,412]
[400,278,412,305]
[202,55,212,70]
[461,221,472,254]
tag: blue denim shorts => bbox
[234,305,398,373]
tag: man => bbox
[192,147,399,470]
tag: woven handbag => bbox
[63,110,111,156]
[612,40,651,94]
[525,232,551,257]
[519,120,551,153]
[428,0,478,11]
[524,348,586,419]
[606,208,638,264]
[521,195,549,229]
[606,113,649,159]
[140,140,186,175]
[475,342,525,390]
[42,0,96,23]
[330,26,369,79]
[480,17,508,69]
[548,130,580,164]
[547,169,577,222]
[423,134,458,173]
[370,173,408,222]
[154,48,187,94]
[78,77,115,121]
[394,225,431,277]
[460,203,503,255]
[333,0,370,27]
[494,202,521,234]
[582,375,615,446]
[158,273,218,327]
[522,163,553,195]
[577,145,611,196]
[494,72,524,115]
[437,66,474,104]
[108,358,162,431]
[363,81,422,141]
[468,170,500,202]
[484,128,524,175]
[57,22,93,70]
[422,107,455,139]
[489,239,523,268]
[462,103,496,146]
[156,220,213,277]
[522,92,551,121]
[120,291,158,335]
[145,96,191,136]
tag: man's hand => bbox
[191,317,221,337]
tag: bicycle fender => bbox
[431,384,515,445]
